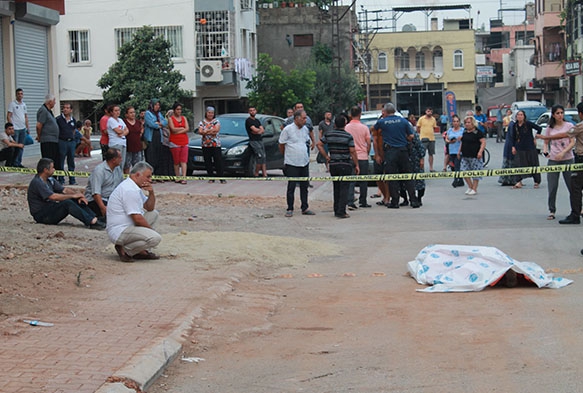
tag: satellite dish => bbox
[402,24,417,32]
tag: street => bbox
[147,137,583,393]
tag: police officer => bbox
[372,103,420,209]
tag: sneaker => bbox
[467,189,477,196]
[359,203,372,208]
[89,220,106,230]
[464,188,472,195]
[347,204,358,211]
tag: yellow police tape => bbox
[2,164,583,182]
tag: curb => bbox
[95,271,246,392]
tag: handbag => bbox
[316,151,327,164]
[24,133,34,145]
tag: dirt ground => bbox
[0,186,331,333]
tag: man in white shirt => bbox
[106,161,161,262]
[279,110,315,217]
[6,88,29,168]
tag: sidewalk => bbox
[0,152,332,393]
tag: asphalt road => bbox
[148,136,583,393]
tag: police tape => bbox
[2,163,583,182]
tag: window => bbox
[240,0,253,9]
[69,30,90,64]
[196,11,231,59]
[378,52,387,71]
[395,48,409,70]
[453,49,464,69]
[115,26,183,58]
[293,34,314,47]
[415,52,425,70]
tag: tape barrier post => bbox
[2,163,583,183]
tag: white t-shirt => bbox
[107,117,127,147]
[7,100,27,130]
[106,178,147,243]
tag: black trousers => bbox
[384,148,417,205]
[569,156,583,217]
[41,142,60,164]
[330,161,353,216]
[0,147,16,166]
[202,146,224,177]
[284,164,309,212]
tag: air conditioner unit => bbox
[200,60,223,82]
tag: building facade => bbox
[256,5,356,72]
[56,0,258,123]
[533,0,569,106]
[0,1,61,138]
[364,27,476,117]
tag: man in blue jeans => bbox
[6,88,29,168]
[27,158,105,230]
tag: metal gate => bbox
[14,21,49,138]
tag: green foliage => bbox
[97,26,191,113]
[311,42,333,65]
[246,54,316,116]
[302,58,364,121]
[246,50,363,121]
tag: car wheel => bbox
[246,154,257,177]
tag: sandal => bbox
[534,183,540,189]
[370,194,381,199]
[547,213,555,220]
[376,201,386,206]
[512,182,523,189]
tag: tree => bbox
[97,26,190,113]
[302,43,364,121]
[246,54,316,116]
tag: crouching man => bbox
[106,161,161,262]
[27,158,105,229]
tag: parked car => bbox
[510,101,547,123]
[534,109,579,151]
[187,113,285,177]
[485,104,510,138]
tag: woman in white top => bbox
[107,105,129,171]
[543,105,575,220]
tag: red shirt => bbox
[125,119,143,153]
[99,115,109,145]
[169,116,189,146]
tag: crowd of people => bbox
[5,85,583,259]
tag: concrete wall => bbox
[257,6,356,71]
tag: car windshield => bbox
[215,115,250,136]
[521,107,547,122]
[565,114,579,124]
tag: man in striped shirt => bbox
[317,114,360,218]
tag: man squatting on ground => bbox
[0,122,24,166]
[106,161,161,262]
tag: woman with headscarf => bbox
[144,99,168,176]
[198,106,225,183]
[511,110,543,189]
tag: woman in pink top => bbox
[168,102,190,184]
[543,105,575,220]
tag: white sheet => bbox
[407,244,573,292]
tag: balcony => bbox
[535,62,563,80]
